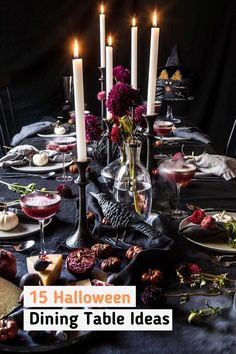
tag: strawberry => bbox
[201,215,216,230]
[190,209,205,224]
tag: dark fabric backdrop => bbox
[0,0,236,153]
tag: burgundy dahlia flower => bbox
[107,82,136,117]
[113,65,130,83]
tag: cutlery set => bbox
[201,253,236,267]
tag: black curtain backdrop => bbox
[0,0,236,153]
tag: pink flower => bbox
[97,91,106,101]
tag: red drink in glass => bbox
[46,137,76,182]
[21,193,61,220]
[154,121,174,136]
[163,164,196,184]
[20,191,61,257]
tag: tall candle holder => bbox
[143,113,158,176]
[66,159,94,249]
[98,67,106,122]
[103,118,112,165]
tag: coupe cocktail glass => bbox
[47,137,76,182]
[162,163,196,218]
[20,191,61,257]
[153,120,174,159]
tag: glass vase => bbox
[101,145,126,193]
[113,140,152,220]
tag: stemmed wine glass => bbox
[166,101,180,123]
[47,137,76,182]
[20,191,61,257]
[153,119,174,159]
[162,163,196,218]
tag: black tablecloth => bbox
[1,131,236,354]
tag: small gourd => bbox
[0,210,19,231]
[54,121,66,135]
[32,152,49,166]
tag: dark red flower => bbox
[56,184,73,198]
[176,263,201,284]
[113,65,130,83]
[190,209,206,224]
[141,285,163,306]
[188,263,202,274]
[134,105,147,128]
[85,114,102,143]
[107,82,137,117]
[110,124,119,143]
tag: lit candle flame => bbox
[107,35,112,46]
[152,11,157,27]
[100,4,104,14]
[74,39,79,58]
[132,17,136,27]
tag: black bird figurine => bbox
[90,192,159,243]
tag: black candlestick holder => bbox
[143,113,158,176]
[66,159,94,249]
[98,67,105,124]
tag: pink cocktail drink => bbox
[154,121,174,136]
[46,137,76,182]
[163,164,196,184]
[20,191,61,257]
[21,193,61,220]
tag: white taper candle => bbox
[147,11,160,115]
[131,17,138,89]
[72,39,87,161]
[106,35,113,120]
[99,4,106,68]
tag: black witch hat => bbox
[157,44,199,84]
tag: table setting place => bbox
[1,3,236,354]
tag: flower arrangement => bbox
[98,65,146,144]
[68,113,102,144]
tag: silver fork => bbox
[201,253,236,267]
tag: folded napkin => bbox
[0,145,72,168]
[173,127,211,144]
[11,121,53,147]
[179,221,227,243]
[86,180,174,250]
[186,152,236,180]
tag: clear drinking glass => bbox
[20,191,61,257]
[47,137,76,182]
[153,119,174,159]
[162,163,196,218]
[166,101,181,123]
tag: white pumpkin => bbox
[54,126,66,135]
[0,210,19,231]
[32,153,49,166]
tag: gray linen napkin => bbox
[0,145,72,168]
[10,121,53,147]
[187,152,236,180]
[173,127,211,144]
